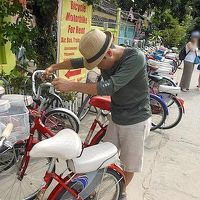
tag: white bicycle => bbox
[0,123,125,200]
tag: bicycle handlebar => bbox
[32,70,57,98]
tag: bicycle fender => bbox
[108,164,125,183]
[175,96,185,113]
[46,108,80,125]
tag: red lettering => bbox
[71,1,86,12]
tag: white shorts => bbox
[103,118,151,172]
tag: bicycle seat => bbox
[30,129,82,160]
[159,85,180,95]
[89,96,111,111]
[148,74,163,82]
[68,142,118,173]
[147,65,159,71]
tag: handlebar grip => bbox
[2,123,13,138]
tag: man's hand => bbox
[52,77,74,92]
[52,77,98,95]
[44,64,57,78]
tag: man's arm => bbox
[45,58,84,77]
[72,82,97,95]
[52,78,97,95]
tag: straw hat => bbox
[79,29,113,70]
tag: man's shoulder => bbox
[122,47,145,67]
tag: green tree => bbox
[150,9,187,47]
[0,0,58,69]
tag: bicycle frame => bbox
[17,72,78,180]
[18,108,55,179]
[36,159,125,200]
[83,109,108,147]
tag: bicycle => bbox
[1,123,125,200]
[81,95,168,146]
[150,81,185,129]
[0,79,80,199]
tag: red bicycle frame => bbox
[38,159,125,200]
[83,117,108,147]
[18,108,55,179]
[19,95,125,198]
[83,96,111,147]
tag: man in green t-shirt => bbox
[45,29,151,200]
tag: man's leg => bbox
[120,172,134,200]
[119,118,151,197]
[103,119,120,148]
[124,171,134,187]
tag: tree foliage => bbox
[0,0,58,69]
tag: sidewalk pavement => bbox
[80,67,200,200]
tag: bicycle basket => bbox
[1,94,33,107]
[0,100,30,145]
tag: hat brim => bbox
[83,31,113,70]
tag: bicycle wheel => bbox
[77,95,91,121]
[149,76,177,93]
[42,108,80,134]
[54,168,124,200]
[0,146,19,173]
[44,94,64,112]
[150,94,168,131]
[158,92,183,129]
[0,147,51,200]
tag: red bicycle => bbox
[0,96,124,200]
[0,79,80,199]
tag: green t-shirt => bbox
[71,47,151,125]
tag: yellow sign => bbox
[58,0,92,81]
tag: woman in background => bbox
[180,31,200,92]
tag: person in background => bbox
[45,29,151,200]
[197,62,200,90]
[180,31,200,92]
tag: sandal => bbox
[181,88,187,92]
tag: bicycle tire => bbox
[150,94,168,131]
[0,151,52,200]
[158,92,183,129]
[53,168,124,200]
[44,94,64,111]
[42,108,80,134]
[0,146,20,173]
[149,76,177,88]
[77,95,91,121]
